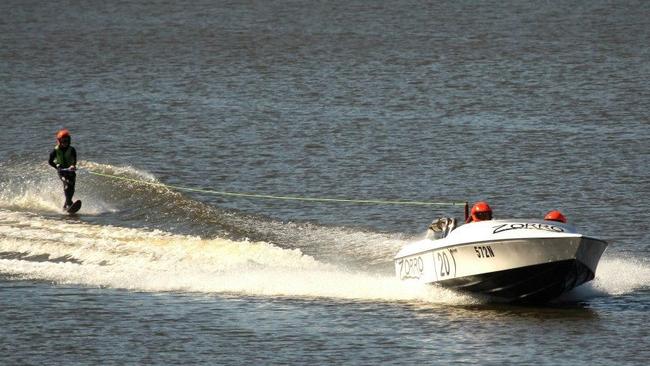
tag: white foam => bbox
[556,256,650,302]
[80,161,158,182]
[0,178,62,212]
[0,161,120,215]
[0,210,476,304]
[4,208,643,304]
[591,257,650,294]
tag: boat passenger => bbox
[467,201,492,223]
[544,210,567,223]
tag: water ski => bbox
[66,200,82,214]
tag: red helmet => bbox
[470,201,492,222]
[56,129,71,143]
[544,210,567,223]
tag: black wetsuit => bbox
[48,146,77,208]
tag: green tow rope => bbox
[87,170,466,207]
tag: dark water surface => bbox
[1,0,649,364]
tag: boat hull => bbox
[395,236,607,303]
[438,258,596,302]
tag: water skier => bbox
[48,129,79,212]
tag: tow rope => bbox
[87,170,466,207]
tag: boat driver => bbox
[467,201,493,223]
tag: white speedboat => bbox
[394,217,607,302]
